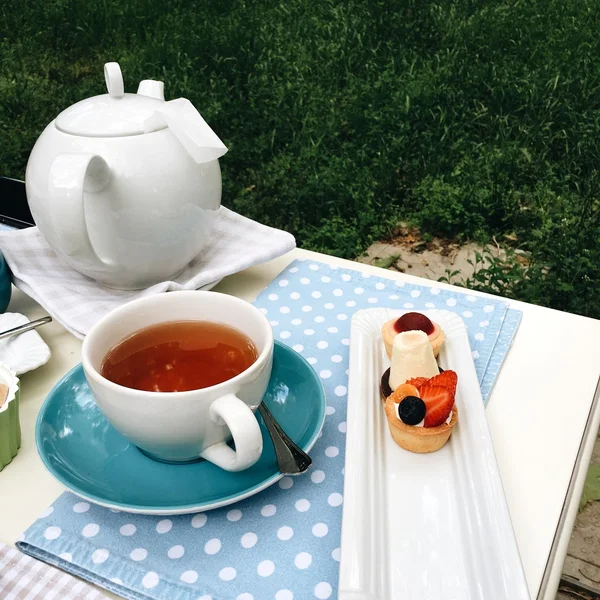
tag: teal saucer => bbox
[36,342,326,515]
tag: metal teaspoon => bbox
[0,316,52,341]
[258,402,312,475]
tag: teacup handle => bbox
[200,393,263,472]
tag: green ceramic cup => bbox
[0,251,11,313]
[0,363,20,471]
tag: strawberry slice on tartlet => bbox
[420,384,454,428]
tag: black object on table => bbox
[0,177,34,229]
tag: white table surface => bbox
[2,247,599,600]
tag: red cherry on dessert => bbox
[393,312,434,335]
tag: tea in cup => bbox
[100,320,259,393]
[82,291,273,471]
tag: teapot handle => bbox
[48,154,113,269]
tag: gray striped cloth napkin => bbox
[0,207,295,339]
[0,542,109,600]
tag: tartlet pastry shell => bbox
[384,395,457,453]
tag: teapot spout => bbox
[137,80,165,101]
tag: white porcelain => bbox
[0,313,51,375]
[82,291,273,471]
[339,308,530,600]
[25,62,228,290]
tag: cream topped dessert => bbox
[378,310,458,452]
[382,311,445,358]
[389,330,439,391]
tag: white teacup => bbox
[82,291,273,471]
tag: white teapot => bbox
[25,63,227,289]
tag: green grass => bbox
[2,0,600,316]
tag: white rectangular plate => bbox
[339,308,530,600]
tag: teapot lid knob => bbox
[104,62,124,98]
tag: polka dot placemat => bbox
[18,259,521,600]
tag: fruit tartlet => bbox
[384,371,458,453]
[381,311,445,358]
[380,328,458,453]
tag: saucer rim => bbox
[36,340,326,515]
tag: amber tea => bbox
[101,320,258,392]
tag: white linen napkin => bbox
[0,207,295,338]
[0,542,109,600]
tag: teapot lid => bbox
[55,63,168,137]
